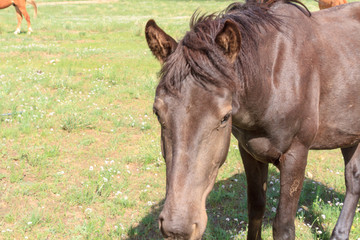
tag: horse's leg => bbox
[240,146,268,240]
[14,6,22,34]
[17,5,32,33]
[331,144,360,240]
[273,141,308,240]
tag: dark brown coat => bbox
[146,0,360,239]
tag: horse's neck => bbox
[232,73,271,130]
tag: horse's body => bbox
[0,0,37,34]
[246,0,348,9]
[319,0,347,9]
[145,1,360,239]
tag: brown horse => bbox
[0,0,37,34]
[145,0,360,239]
[247,0,348,10]
[319,0,347,9]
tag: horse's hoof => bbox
[14,29,20,34]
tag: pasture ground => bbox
[0,0,359,239]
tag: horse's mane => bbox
[158,0,310,94]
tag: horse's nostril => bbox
[191,223,198,238]
[159,216,170,237]
[158,216,164,230]
[192,223,196,231]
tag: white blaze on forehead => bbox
[154,97,165,111]
[221,106,232,115]
[155,97,164,105]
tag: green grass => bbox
[0,0,360,239]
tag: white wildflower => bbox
[85,208,92,214]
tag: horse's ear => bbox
[145,20,178,64]
[215,20,241,63]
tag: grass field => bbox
[0,0,359,239]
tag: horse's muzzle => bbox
[159,212,200,240]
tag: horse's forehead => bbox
[155,88,206,108]
[155,83,232,114]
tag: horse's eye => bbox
[221,112,231,125]
[153,108,166,128]
[153,108,160,121]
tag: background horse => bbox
[0,0,37,34]
[318,0,347,9]
[246,0,348,10]
[145,0,360,239]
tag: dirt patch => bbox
[37,0,118,6]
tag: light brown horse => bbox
[0,0,37,34]
[319,0,347,9]
[246,0,347,10]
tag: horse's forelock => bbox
[158,34,237,95]
[157,0,308,95]
[158,46,190,94]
